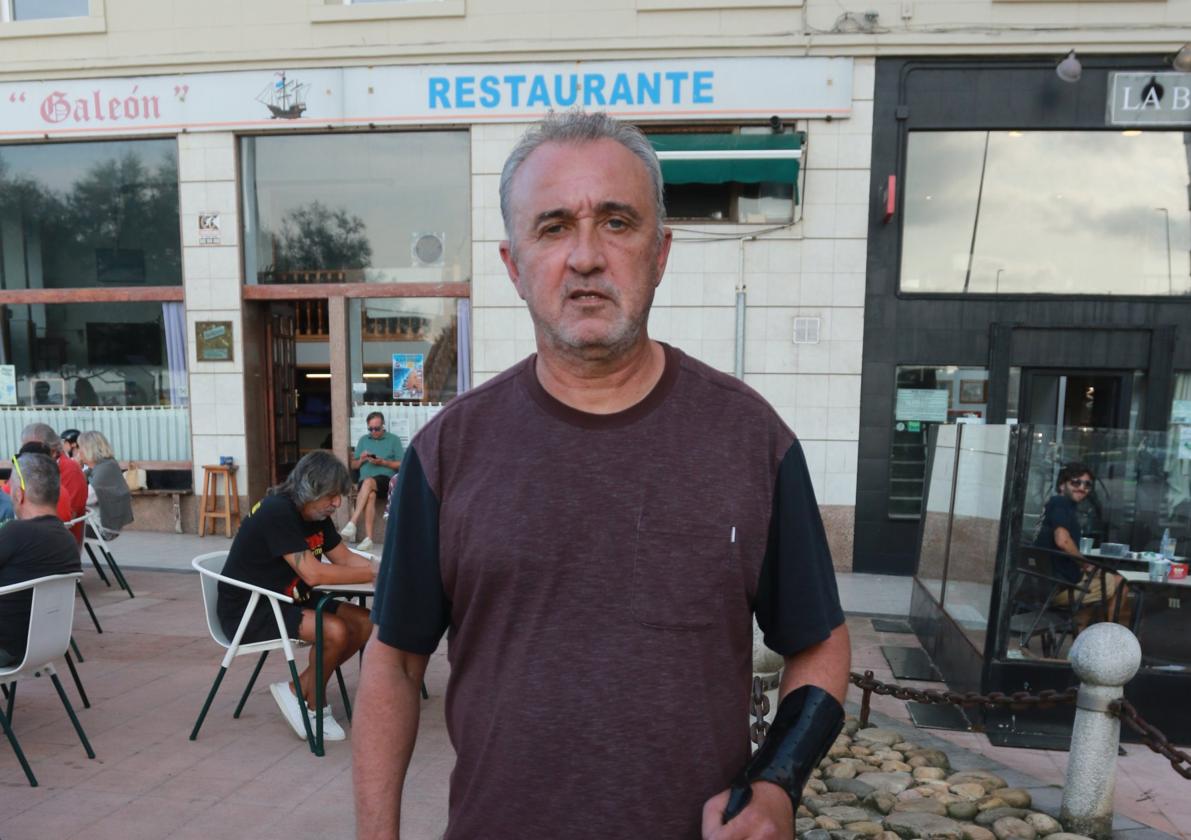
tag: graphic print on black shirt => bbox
[216,494,340,630]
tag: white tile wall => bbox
[178,132,248,491]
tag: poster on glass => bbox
[392,353,425,401]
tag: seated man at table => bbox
[1034,462,1122,619]
[0,453,82,667]
[217,450,376,741]
[339,412,402,552]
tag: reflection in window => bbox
[349,298,460,404]
[0,139,181,289]
[650,128,799,223]
[901,131,1191,296]
[241,132,471,285]
[890,365,989,519]
[10,0,88,20]
[0,301,187,406]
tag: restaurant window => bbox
[900,130,1191,296]
[4,0,88,20]
[241,132,471,286]
[648,128,802,223]
[0,301,187,406]
[889,365,989,519]
[0,138,181,289]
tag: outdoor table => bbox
[312,580,375,756]
[1114,569,1191,634]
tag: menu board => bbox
[895,388,949,423]
[0,365,14,405]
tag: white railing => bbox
[0,406,191,462]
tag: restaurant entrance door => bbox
[265,304,299,485]
[1019,369,1135,430]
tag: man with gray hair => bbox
[217,450,376,742]
[15,423,87,544]
[355,111,849,839]
[0,453,81,667]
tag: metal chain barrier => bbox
[1111,698,1191,780]
[750,671,1189,781]
[848,670,1077,727]
[749,676,771,744]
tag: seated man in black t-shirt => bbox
[1034,462,1120,611]
[0,453,82,667]
[217,450,376,741]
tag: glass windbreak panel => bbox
[0,301,187,407]
[916,424,958,606]
[995,425,1190,669]
[940,424,1011,652]
[890,365,989,519]
[241,132,471,285]
[13,0,88,19]
[901,131,1191,296]
[0,139,181,289]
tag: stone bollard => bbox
[1059,622,1142,840]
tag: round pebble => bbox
[947,801,979,821]
[951,783,986,800]
[1023,813,1060,835]
[914,766,947,782]
[997,789,1031,809]
[991,816,1036,840]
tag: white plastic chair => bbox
[67,510,134,599]
[189,551,349,751]
[0,572,95,787]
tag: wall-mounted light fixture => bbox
[1056,50,1082,83]
[1173,42,1191,72]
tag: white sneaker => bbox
[356,536,373,552]
[340,521,357,542]
[270,681,310,740]
[311,705,346,741]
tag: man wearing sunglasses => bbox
[1035,462,1120,611]
[0,453,81,667]
[339,411,403,553]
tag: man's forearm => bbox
[354,635,426,839]
[779,622,851,704]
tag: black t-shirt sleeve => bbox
[320,517,342,556]
[372,444,450,655]
[754,439,846,656]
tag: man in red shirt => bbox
[17,424,88,544]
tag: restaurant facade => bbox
[0,0,1188,576]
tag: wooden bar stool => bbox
[198,465,241,537]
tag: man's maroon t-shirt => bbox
[373,344,844,839]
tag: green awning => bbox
[647,133,802,185]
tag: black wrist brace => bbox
[722,684,846,824]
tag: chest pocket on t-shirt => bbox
[631,519,734,631]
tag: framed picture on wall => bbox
[958,379,987,404]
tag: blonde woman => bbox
[77,431,134,539]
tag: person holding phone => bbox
[339,411,402,552]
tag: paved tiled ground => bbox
[0,561,1186,839]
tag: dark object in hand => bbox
[722,684,845,824]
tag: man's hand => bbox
[701,781,793,839]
